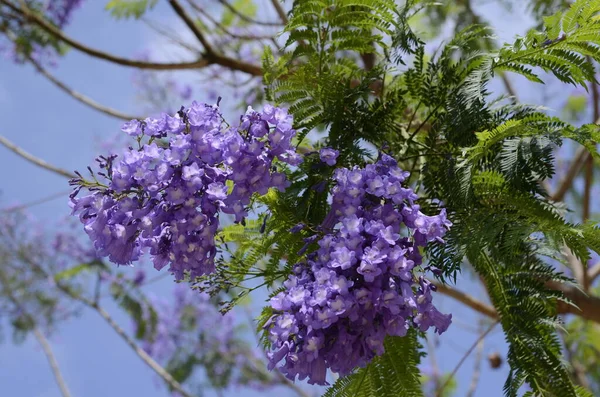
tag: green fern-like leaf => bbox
[323,331,424,397]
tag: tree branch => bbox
[186,0,277,41]
[3,26,137,120]
[32,328,74,397]
[550,281,600,324]
[0,134,76,179]
[587,262,600,284]
[0,189,71,212]
[433,278,600,325]
[551,147,588,201]
[17,255,196,397]
[2,0,262,75]
[436,321,498,397]
[500,72,517,99]
[25,51,141,120]
[0,272,73,397]
[216,0,283,26]
[584,72,598,225]
[430,280,499,319]
[465,322,485,397]
[91,303,196,397]
[168,0,213,54]
[270,0,288,24]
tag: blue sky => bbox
[0,1,576,397]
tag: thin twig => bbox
[500,72,517,99]
[168,0,214,54]
[0,134,76,179]
[92,303,196,397]
[0,272,73,397]
[32,328,74,397]
[18,256,195,397]
[0,189,71,212]
[551,147,588,202]
[436,321,499,397]
[216,0,283,26]
[186,1,277,41]
[426,336,442,391]
[270,0,288,24]
[588,262,600,284]
[142,18,201,53]
[465,322,485,397]
[2,0,262,75]
[430,279,499,319]
[584,70,598,224]
[24,50,141,120]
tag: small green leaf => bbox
[105,0,158,19]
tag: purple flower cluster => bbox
[265,154,452,384]
[45,0,85,28]
[70,101,301,280]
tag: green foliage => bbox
[105,0,158,19]
[217,0,600,395]
[5,2,70,59]
[492,0,600,86]
[323,330,424,397]
[53,260,106,282]
[110,280,158,340]
[221,0,258,27]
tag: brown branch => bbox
[430,280,499,319]
[25,51,141,120]
[500,72,517,99]
[588,263,600,284]
[17,255,195,397]
[434,278,600,325]
[141,18,202,53]
[563,248,585,288]
[551,147,588,202]
[2,0,262,75]
[550,281,600,324]
[270,0,288,24]
[186,1,277,41]
[168,0,213,54]
[216,0,283,26]
[584,74,598,224]
[0,134,76,179]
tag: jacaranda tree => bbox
[3,0,600,396]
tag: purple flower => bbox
[319,148,339,166]
[121,120,143,137]
[71,101,301,281]
[265,155,451,384]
